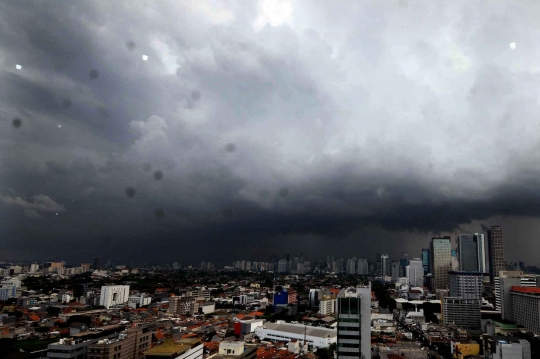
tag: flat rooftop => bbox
[260,322,336,338]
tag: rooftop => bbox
[144,337,201,356]
[259,322,336,339]
[510,286,540,295]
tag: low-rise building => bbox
[144,336,203,359]
[254,321,336,348]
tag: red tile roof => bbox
[511,286,540,294]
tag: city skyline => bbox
[4,1,540,265]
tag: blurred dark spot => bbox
[12,118,22,128]
[153,170,163,180]
[125,187,136,198]
[154,209,165,219]
[279,187,289,197]
[222,208,234,219]
[191,90,201,100]
[102,235,112,246]
[98,108,110,118]
[126,40,136,51]
[259,189,270,198]
[142,163,152,172]
[89,69,99,80]
[62,98,72,108]
[225,143,236,153]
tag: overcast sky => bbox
[2,0,540,266]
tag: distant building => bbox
[381,254,390,277]
[99,285,130,309]
[421,249,430,274]
[457,233,486,273]
[488,226,505,283]
[408,259,424,288]
[318,295,337,315]
[357,259,368,275]
[431,236,452,290]
[168,296,196,315]
[309,289,321,310]
[336,285,371,359]
[128,293,152,308]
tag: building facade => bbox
[336,285,371,359]
[488,226,505,283]
[408,259,424,288]
[448,271,483,299]
[457,234,486,273]
[421,248,430,274]
[431,236,452,290]
[510,286,540,335]
[442,297,481,329]
[99,285,130,309]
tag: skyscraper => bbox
[488,226,505,283]
[336,285,371,359]
[380,254,390,277]
[408,258,424,287]
[457,234,486,273]
[421,248,430,274]
[430,236,452,290]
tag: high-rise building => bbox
[408,258,424,287]
[346,259,356,275]
[442,297,481,329]
[380,254,390,277]
[510,286,540,335]
[488,226,505,283]
[400,254,409,277]
[336,285,371,359]
[421,249,430,274]
[457,234,486,273]
[391,261,400,283]
[93,257,100,271]
[448,271,483,299]
[357,259,368,275]
[430,236,452,290]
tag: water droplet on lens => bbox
[279,188,289,197]
[153,170,163,180]
[225,143,236,153]
[126,40,136,51]
[154,209,165,219]
[12,118,22,128]
[126,187,136,197]
[142,163,151,172]
[191,90,201,100]
[89,69,99,80]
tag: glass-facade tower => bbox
[430,236,452,290]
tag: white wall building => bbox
[128,293,152,308]
[408,259,424,288]
[318,295,337,315]
[336,285,371,359]
[254,321,336,348]
[219,341,245,355]
[99,285,130,309]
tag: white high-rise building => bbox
[357,259,368,275]
[336,285,371,359]
[408,259,424,287]
[99,285,130,309]
[346,259,356,275]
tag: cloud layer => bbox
[2,0,540,264]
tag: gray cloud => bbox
[2,1,540,265]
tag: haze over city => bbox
[3,0,540,265]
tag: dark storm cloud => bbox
[2,0,540,264]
